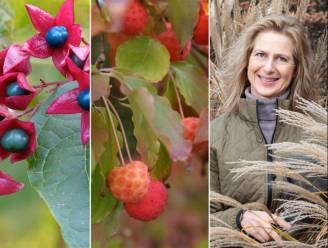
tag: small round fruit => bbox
[70,54,85,69]
[108,161,150,203]
[6,82,29,97]
[124,180,168,221]
[45,26,68,48]
[157,29,191,61]
[0,128,29,152]
[77,90,90,111]
[123,0,148,35]
[193,11,208,45]
[182,117,200,142]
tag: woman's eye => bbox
[255,52,265,57]
[278,56,288,63]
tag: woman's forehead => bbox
[252,31,294,55]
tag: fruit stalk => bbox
[101,96,125,166]
[106,98,132,163]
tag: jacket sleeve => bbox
[210,145,244,229]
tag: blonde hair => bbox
[219,15,317,113]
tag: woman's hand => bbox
[240,210,291,243]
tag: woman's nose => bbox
[262,58,275,72]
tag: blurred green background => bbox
[0,0,89,247]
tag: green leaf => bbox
[128,88,191,162]
[151,143,172,181]
[28,82,90,248]
[171,62,208,114]
[116,36,170,82]
[167,0,199,47]
[91,165,117,224]
[91,108,109,166]
[121,75,157,95]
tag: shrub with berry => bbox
[0,1,90,247]
[92,0,208,246]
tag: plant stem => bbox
[34,79,70,89]
[106,98,132,163]
[169,70,185,119]
[101,96,125,166]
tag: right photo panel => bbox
[210,0,327,247]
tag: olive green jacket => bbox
[210,98,303,229]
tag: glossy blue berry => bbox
[45,26,68,48]
[6,81,29,97]
[0,128,29,152]
[70,54,85,69]
[77,90,90,111]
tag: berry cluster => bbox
[107,161,168,221]
[0,0,89,196]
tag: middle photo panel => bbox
[90,0,209,247]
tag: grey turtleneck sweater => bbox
[245,87,290,144]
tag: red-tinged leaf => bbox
[0,170,24,196]
[23,34,52,59]
[128,88,191,162]
[91,74,110,102]
[67,24,82,47]
[3,44,32,75]
[81,111,90,145]
[55,0,74,28]
[25,4,55,35]
[46,88,81,114]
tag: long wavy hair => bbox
[219,15,317,113]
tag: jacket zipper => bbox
[255,100,279,210]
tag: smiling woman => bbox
[210,15,321,244]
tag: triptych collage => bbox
[0,0,327,247]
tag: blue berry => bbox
[77,90,90,111]
[70,54,85,69]
[45,26,68,48]
[0,128,29,152]
[6,81,29,97]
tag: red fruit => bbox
[107,161,150,203]
[182,117,200,142]
[157,28,191,61]
[123,0,148,35]
[124,180,168,221]
[193,1,208,45]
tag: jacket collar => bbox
[238,98,292,123]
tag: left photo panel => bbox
[0,0,90,247]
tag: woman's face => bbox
[247,31,295,99]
